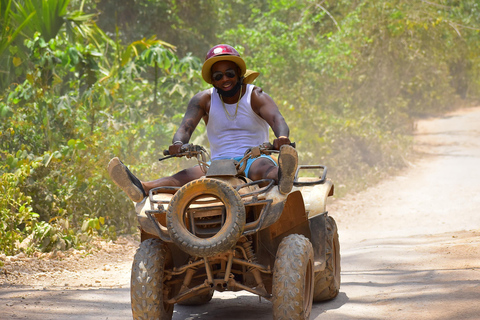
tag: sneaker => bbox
[277,145,298,195]
[107,157,146,202]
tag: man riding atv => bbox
[107,44,340,320]
[108,44,298,200]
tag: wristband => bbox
[278,136,288,139]
[173,141,183,145]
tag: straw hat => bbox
[243,70,260,84]
[202,44,247,84]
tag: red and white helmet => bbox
[201,44,247,84]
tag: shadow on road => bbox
[0,286,131,320]
[311,291,349,319]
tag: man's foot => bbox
[277,145,298,195]
[107,157,146,202]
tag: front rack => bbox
[293,165,327,186]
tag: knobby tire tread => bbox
[272,234,314,320]
[131,239,173,320]
[313,216,341,302]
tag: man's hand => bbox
[168,143,184,156]
[273,136,292,150]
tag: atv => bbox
[130,143,340,320]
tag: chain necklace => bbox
[219,85,243,121]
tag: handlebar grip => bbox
[263,142,274,149]
[163,149,170,156]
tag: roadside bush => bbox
[0,161,39,256]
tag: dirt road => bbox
[1,107,479,320]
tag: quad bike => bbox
[131,143,340,320]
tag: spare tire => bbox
[167,178,246,257]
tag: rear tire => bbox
[131,239,174,320]
[272,234,314,320]
[313,216,341,301]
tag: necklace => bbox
[219,85,243,121]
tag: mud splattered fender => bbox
[135,194,172,241]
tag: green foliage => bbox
[81,216,116,240]
[1,0,108,94]
[0,0,204,255]
[91,0,220,57]
[0,161,39,255]
[217,0,480,192]
[32,219,76,252]
[10,0,70,42]
[0,0,35,88]
[0,0,34,55]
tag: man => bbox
[108,44,297,202]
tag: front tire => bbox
[131,239,174,320]
[313,216,341,301]
[272,234,314,320]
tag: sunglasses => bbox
[212,69,236,82]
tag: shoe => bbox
[277,145,298,195]
[108,157,146,202]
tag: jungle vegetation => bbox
[1,0,479,255]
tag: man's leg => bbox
[277,145,298,194]
[108,158,146,202]
[248,145,298,194]
[248,157,278,182]
[108,157,204,202]
[142,166,205,194]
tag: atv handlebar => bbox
[160,141,309,174]
[160,142,294,160]
[159,142,327,185]
[160,144,210,173]
[159,142,289,175]
[162,144,208,157]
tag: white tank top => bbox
[207,84,269,160]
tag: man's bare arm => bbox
[251,87,290,138]
[172,91,209,143]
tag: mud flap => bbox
[309,212,327,273]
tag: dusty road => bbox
[1,107,479,320]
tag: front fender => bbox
[293,179,334,218]
[135,194,173,241]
